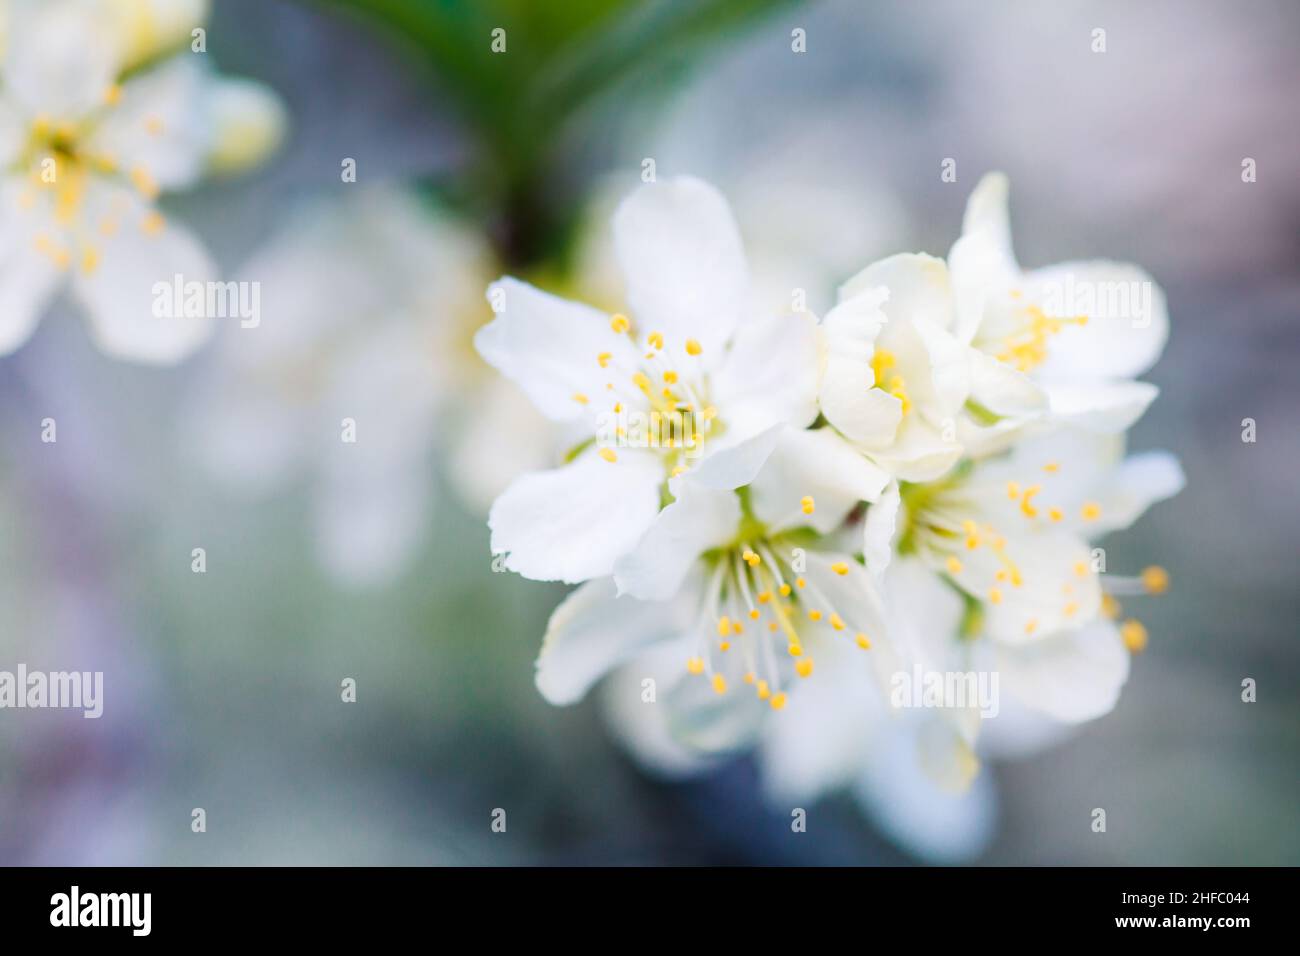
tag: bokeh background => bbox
[1,0,1297,864]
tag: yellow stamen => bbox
[711,673,728,695]
[610,314,630,333]
[855,633,871,650]
[1081,501,1102,522]
[598,448,617,463]
[831,562,849,576]
[1120,619,1148,653]
[1141,566,1169,594]
[572,393,589,405]
[685,338,702,356]
[795,659,814,678]
[647,331,664,350]
[686,657,704,675]
[769,692,788,711]
[946,556,963,575]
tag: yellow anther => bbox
[1048,507,1063,522]
[988,588,1003,605]
[769,692,788,711]
[632,371,652,392]
[756,680,771,700]
[855,633,871,649]
[685,338,702,356]
[743,550,761,567]
[599,448,618,463]
[1024,618,1038,635]
[995,569,1008,582]
[1043,461,1060,473]
[572,393,589,405]
[1141,566,1169,595]
[717,616,731,638]
[80,247,100,275]
[795,578,806,589]
[749,609,760,620]
[808,609,822,623]
[130,166,159,200]
[1120,619,1148,653]
[1063,601,1079,617]
[104,84,122,105]
[1102,594,1122,620]
[1007,481,1021,500]
[829,613,845,631]
[719,641,730,652]
[141,211,165,236]
[800,495,815,515]
[712,673,728,695]
[702,406,718,421]
[966,535,980,550]
[743,672,756,685]
[1020,484,1042,518]
[670,465,687,477]
[731,621,744,635]
[1081,501,1102,521]
[610,314,630,333]
[779,584,792,597]
[663,370,678,384]
[946,556,963,575]
[597,351,612,368]
[686,657,704,675]
[795,659,814,678]
[757,591,772,604]
[647,331,664,350]
[831,562,849,576]
[787,644,803,658]
[768,621,779,632]
[1074,561,1089,577]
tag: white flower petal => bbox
[749,427,889,534]
[0,181,64,353]
[1092,450,1185,533]
[959,172,1017,274]
[854,722,997,862]
[840,252,954,332]
[71,198,217,364]
[867,414,963,482]
[1045,380,1158,433]
[536,577,691,706]
[3,0,121,118]
[675,422,783,492]
[612,176,748,359]
[84,57,212,192]
[475,277,639,423]
[817,285,904,446]
[994,619,1130,723]
[1025,260,1170,382]
[862,480,901,578]
[488,450,663,583]
[710,310,819,444]
[614,481,741,601]
[968,348,1048,418]
[970,530,1101,645]
[105,0,210,69]
[598,652,719,778]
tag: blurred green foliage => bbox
[312,0,800,266]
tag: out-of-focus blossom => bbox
[477,176,820,585]
[0,0,283,363]
[192,185,550,586]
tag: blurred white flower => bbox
[477,176,820,584]
[193,185,536,585]
[194,185,556,585]
[0,0,283,363]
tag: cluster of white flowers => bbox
[0,0,283,363]
[478,174,1184,855]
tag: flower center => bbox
[682,512,875,712]
[589,314,721,477]
[869,347,911,414]
[990,296,1088,372]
